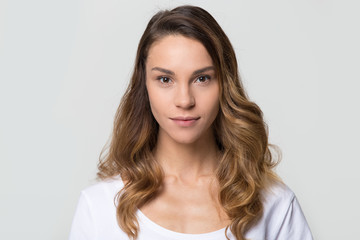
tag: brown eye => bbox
[158,76,172,84]
[195,75,211,83]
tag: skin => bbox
[141,35,230,233]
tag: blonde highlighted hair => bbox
[98,5,279,240]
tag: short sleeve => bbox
[274,196,313,240]
[69,192,97,240]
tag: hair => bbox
[97,5,279,240]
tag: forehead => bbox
[146,35,213,71]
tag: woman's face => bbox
[146,35,219,144]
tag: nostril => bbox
[175,94,195,108]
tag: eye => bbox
[157,76,172,84]
[195,75,211,83]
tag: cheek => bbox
[147,87,169,118]
[200,87,220,116]
[209,100,220,119]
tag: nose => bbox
[174,83,195,109]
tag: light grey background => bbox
[1,0,359,239]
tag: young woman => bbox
[69,5,313,240]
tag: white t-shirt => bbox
[69,178,313,240]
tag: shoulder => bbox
[81,177,124,202]
[75,176,125,217]
[257,181,296,231]
[261,181,295,211]
[69,177,127,240]
[246,181,313,239]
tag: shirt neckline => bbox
[137,209,229,240]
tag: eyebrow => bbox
[151,66,215,76]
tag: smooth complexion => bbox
[142,35,230,234]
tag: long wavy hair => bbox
[98,5,279,240]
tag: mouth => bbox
[170,116,200,121]
[170,116,200,127]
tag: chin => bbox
[169,132,203,145]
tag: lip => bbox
[170,116,200,127]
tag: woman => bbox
[69,5,313,240]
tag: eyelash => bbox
[156,75,211,85]
[157,76,172,84]
[195,75,211,83]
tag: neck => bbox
[154,129,220,183]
